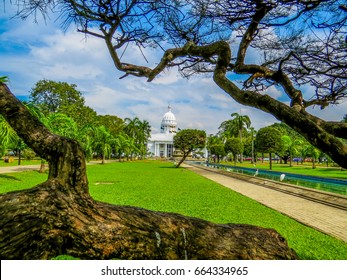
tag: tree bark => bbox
[0,83,297,260]
[269,153,273,170]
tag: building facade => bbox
[147,106,177,158]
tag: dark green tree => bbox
[255,127,283,170]
[29,80,85,116]
[29,79,98,128]
[97,115,124,137]
[225,137,244,165]
[174,129,206,167]
[209,144,226,163]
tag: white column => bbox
[165,143,168,157]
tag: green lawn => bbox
[0,158,41,167]
[1,160,346,260]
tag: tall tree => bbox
[124,117,151,159]
[248,127,257,164]
[219,113,251,162]
[29,79,98,128]
[29,80,85,116]
[23,0,346,168]
[231,113,251,144]
[92,125,115,164]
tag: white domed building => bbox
[147,106,178,158]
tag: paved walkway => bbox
[0,160,107,174]
[182,163,347,243]
[0,165,40,174]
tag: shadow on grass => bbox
[0,174,21,181]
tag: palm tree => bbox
[302,144,320,169]
[219,113,251,162]
[218,119,239,139]
[281,136,303,167]
[230,112,251,143]
[124,117,151,159]
[93,126,115,164]
[138,119,151,158]
[124,117,141,139]
[45,113,79,140]
[77,124,95,162]
[114,133,139,161]
[0,115,18,158]
[249,127,257,164]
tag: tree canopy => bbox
[255,126,283,169]
[174,129,206,167]
[225,137,244,164]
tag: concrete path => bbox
[183,163,347,243]
[0,165,40,174]
[0,160,108,174]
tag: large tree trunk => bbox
[0,83,297,260]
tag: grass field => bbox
[0,158,41,167]
[1,160,346,260]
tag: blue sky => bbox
[1,7,346,134]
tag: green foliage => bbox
[210,144,225,156]
[124,117,151,158]
[174,129,206,167]
[0,115,19,156]
[0,76,9,83]
[174,129,206,151]
[218,112,251,141]
[225,137,243,163]
[29,79,85,116]
[255,127,283,153]
[97,115,124,136]
[174,129,206,154]
[22,149,36,160]
[92,125,115,163]
[45,113,79,139]
[29,79,98,128]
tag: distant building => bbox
[147,106,177,158]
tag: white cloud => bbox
[1,11,345,139]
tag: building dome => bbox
[161,105,177,133]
